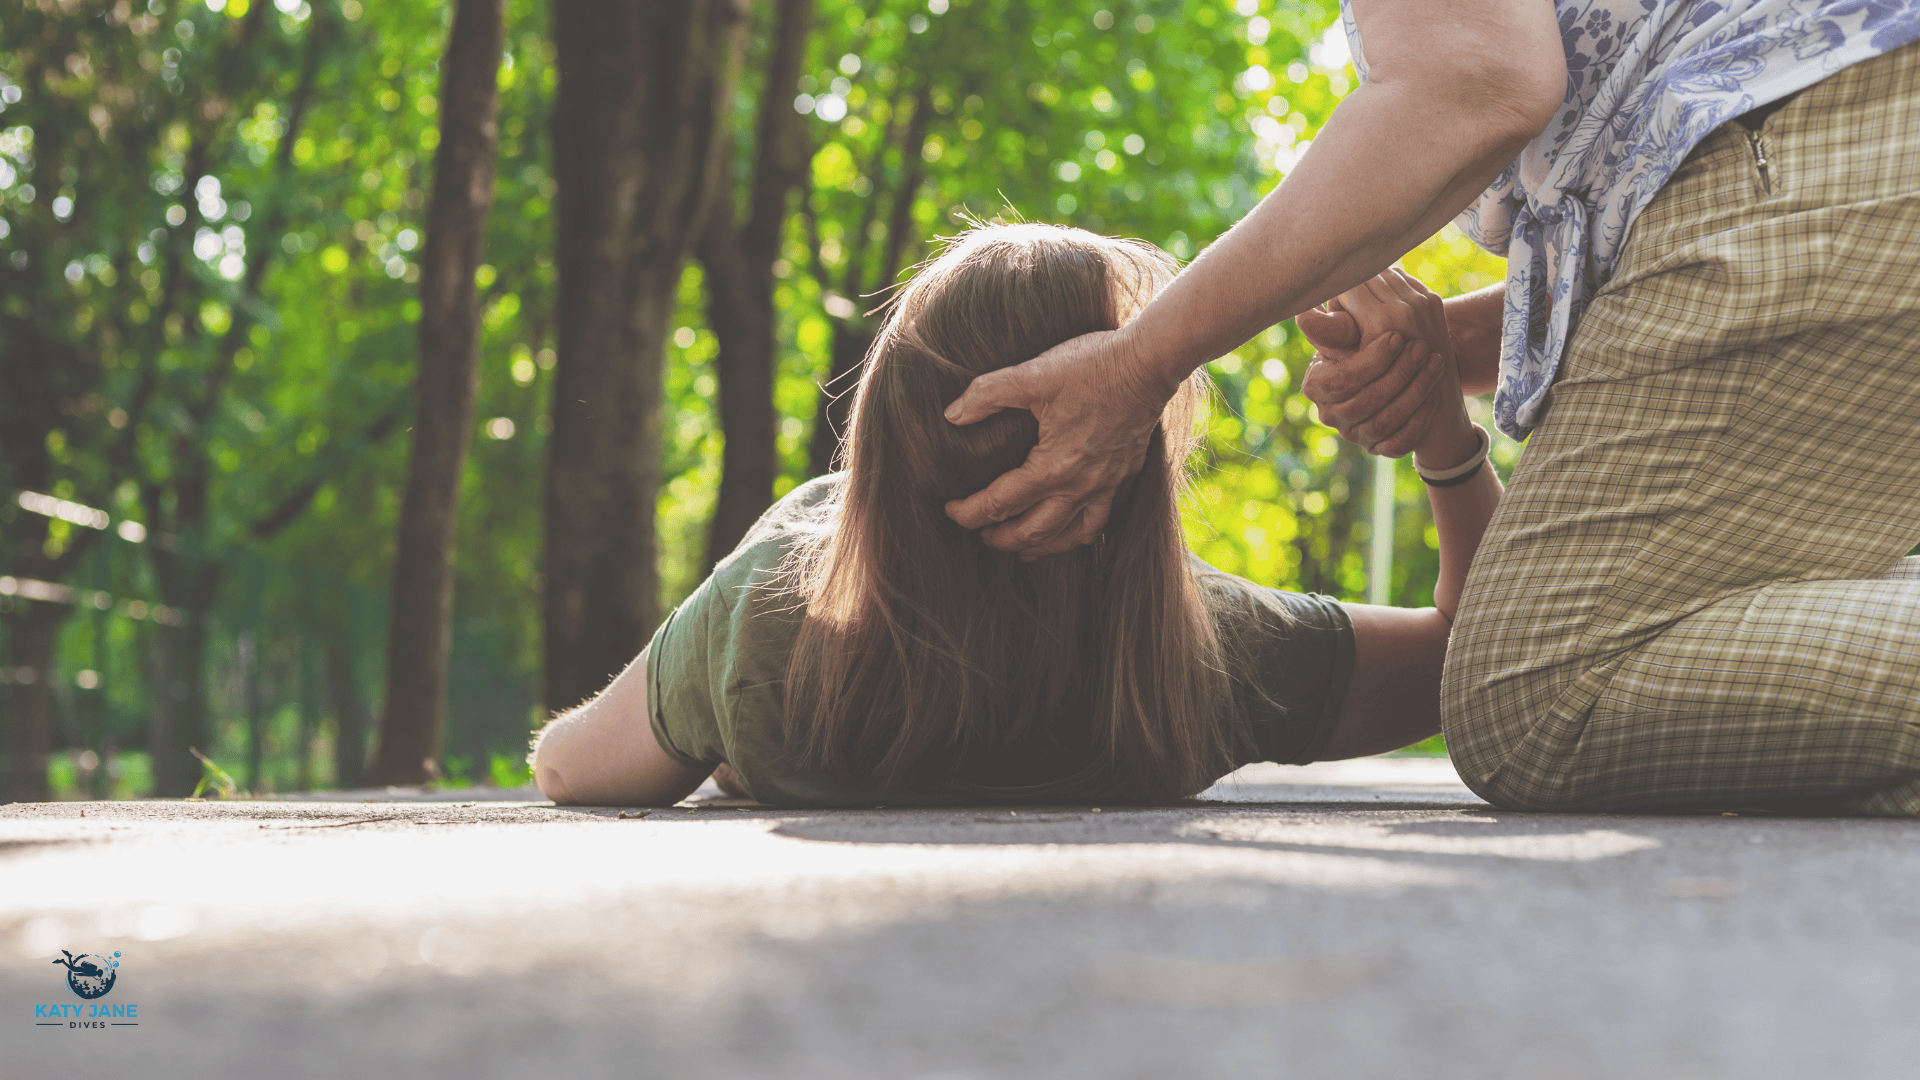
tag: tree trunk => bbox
[365,0,506,786]
[544,0,745,713]
[698,0,815,571]
[699,221,783,569]
[296,632,319,791]
[141,519,227,795]
[325,638,370,790]
[1,608,62,803]
[145,622,175,797]
[147,600,217,797]
[240,630,263,792]
[95,736,117,801]
[0,170,93,802]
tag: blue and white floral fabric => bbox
[1340,0,1920,438]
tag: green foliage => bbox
[1397,734,1448,756]
[188,745,239,799]
[5,0,555,793]
[488,750,531,789]
[672,0,1510,609]
[9,0,1508,797]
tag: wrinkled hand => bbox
[1299,269,1468,460]
[942,327,1178,559]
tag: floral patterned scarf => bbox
[1341,0,1920,438]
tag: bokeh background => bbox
[0,0,1512,799]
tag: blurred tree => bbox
[0,0,477,796]
[543,0,744,714]
[325,636,372,788]
[782,1,1338,470]
[640,0,1434,614]
[696,0,814,570]
[116,1,358,795]
[0,1,104,798]
[0,118,100,798]
[0,0,318,796]
[367,0,504,786]
[1,0,1518,799]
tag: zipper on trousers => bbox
[1745,126,1772,194]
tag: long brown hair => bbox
[785,223,1229,800]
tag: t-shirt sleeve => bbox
[1199,571,1355,767]
[647,575,728,769]
[644,474,842,774]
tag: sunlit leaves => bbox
[6,0,1519,782]
[669,0,1520,607]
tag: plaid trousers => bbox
[1441,40,1920,815]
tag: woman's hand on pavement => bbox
[942,326,1180,559]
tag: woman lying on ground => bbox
[530,223,1496,807]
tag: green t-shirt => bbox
[648,475,1354,806]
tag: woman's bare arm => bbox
[1444,283,1504,396]
[1307,275,1504,759]
[1317,603,1449,758]
[1303,269,1505,621]
[1319,447,1501,759]
[529,646,712,806]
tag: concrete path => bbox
[4,758,1917,1079]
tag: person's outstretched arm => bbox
[942,0,1561,558]
[1299,271,1503,618]
[529,647,713,806]
[1306,272,1504,759]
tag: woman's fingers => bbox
[943,365,1023,426]
[958,475,1100,555]
[943,327,1169,556]
[1349,346,1450,455]
[1294,305,1360,351]
[945,461,1049,531]
[943,406,1135,539]
[1301,268,1465,457]
[1304,328,1411,402]
[983,490,1116,560]
[1383,268,1452,349]
[1381,268,1429,307]
[1311,340,1449,454]
[1304,331,1412,416]
[1362,274,1406,307]
[1333,268,1454,354]
[1329,282,1388,342]
[1397,266,1444,307]
[962,429,1142,553]
[941,355,1087,533]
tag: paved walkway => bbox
[5,758,1917,1079]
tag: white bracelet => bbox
[1414,423,1490,487]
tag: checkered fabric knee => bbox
[1441,41,1920,815]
